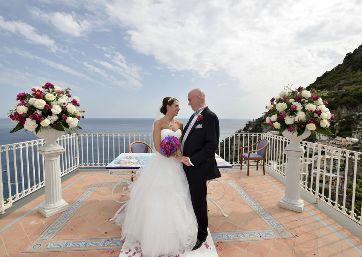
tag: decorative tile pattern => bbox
[212,230,277,241]
[30,238,122,252]
[28,178,291,252]
[227,180,290,239]
[39,187,97,240]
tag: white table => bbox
[107,153,232,217]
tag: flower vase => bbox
[278,129,311,212]
[36,128,68,217]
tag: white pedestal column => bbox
[36,128,68,217]
[278,130,310,213]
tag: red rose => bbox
[197,114,203,121]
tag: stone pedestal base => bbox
[36,128,68,217]
[279,130,311,213]
[279,198,304,213]
[38,199,69,217]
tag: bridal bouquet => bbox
[8,82,82,134]
[160,136,181,157]
[264,86,333,136]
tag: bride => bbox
[113,97,198,257]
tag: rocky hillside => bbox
[241,44,362,149]
[307,44,362,147]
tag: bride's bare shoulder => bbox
[175,119,183,130]
[153,119,163,129]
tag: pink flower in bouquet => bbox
[264,86,333,136]
[8,82,83,134]
[16,92,27,101]
[160,136,180,157]
[43,82,54,90]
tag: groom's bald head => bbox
[188,88,206,111]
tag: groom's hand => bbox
[181,156,193,166]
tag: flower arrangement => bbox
[160,136,180,157]
[8,82,82,134]
[264,86,333,136]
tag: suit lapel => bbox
[182,113,195,137]
[186,107,208,138]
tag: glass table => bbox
[107,153,232,217]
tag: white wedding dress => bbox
[114,129,198,257]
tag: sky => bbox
[0,0,361,119]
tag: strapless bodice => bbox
[161,129,182,140]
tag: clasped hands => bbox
[175,155,192,166]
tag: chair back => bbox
[257,139,268,157]
[129,141,152,153]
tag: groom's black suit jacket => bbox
[182,107,221,181]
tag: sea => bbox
[0,118,248,145]
[0,118,247,200]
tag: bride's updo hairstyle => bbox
[160,97,178,114]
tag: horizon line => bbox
[0,116,254,120]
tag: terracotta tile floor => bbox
[0,168,361,257]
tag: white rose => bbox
[266,104,273,110]
[45,93,56,101]
[305,103,316,112]
[66,104,77,114]
[318,105,329,113]
[34,99,46,110]
[306,123,316,131]
[273,122,281,129]
[66,117,78,128]
[320,119,330,128]
[54,86,63,91]
[285,116,294,125]
[316,98,323,105]
[16,105,28,114]
[28,98,36,105]
[58,97,68,106]
[326,112,332,119]
[51,104,62,115]
[320,112,328,120]
[296,111,306,121]
[270,114,277,122]
[279,90,290,97]
[40,119,50,127]
[265,116,271,123]
[24,118,38,132]
[289,99,295,103]
[301,90,311,98]
[276,102,287,112]
[48,115,58,124]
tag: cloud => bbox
[105,0,362,95]
[0,16,57,51]
[32,10,91,37]
[3,47,92,81]
[83,62,110,78]
[94,51,142,88]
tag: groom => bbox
[180,88,221,250]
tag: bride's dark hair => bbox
[160,97,178,114]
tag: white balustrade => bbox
[0,132,361,229]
